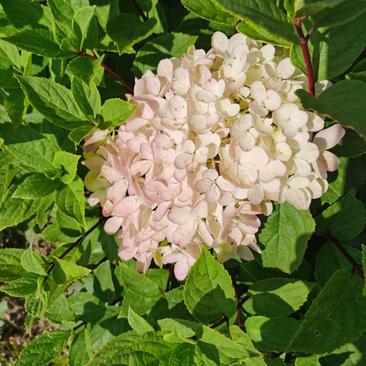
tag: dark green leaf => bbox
[107,13,157,54]
[0,273,38,297]
[72,78,101,119]
[287,270,366,353]
[297,80,366,138]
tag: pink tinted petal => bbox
[173,222,197,247]
[322,151,340,172]
[104,216,123,235]
[313,124,345,150]
[112,196,143,217]
[174,259,190,281]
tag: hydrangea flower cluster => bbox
[83,32,345,280]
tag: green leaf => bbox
[13,173,59,199]
[115,263,162,316]
[158,318,198,338]
[333,129,366,158]
[72,78,101,119]
[199,325,253,363]
[0,248,26,281]
[259,203,315,274]
[297,80,366,138]
[134,32,198,75]
[320,190,366,241]
[21,248,47,276]
[100,98,136,127]
[68,125,95,144]
[362,245,366,296]
[86,332,175,366]
[295,355,320,366]
[247,278,315,317]
[213,0,297,46]
[73,6,96,50]
[4,89,26,127]
[236,21,282,46]
[287,270,366,353]
[67,56,103,85]
[17,76,86,129]
[15,330,71,366]
[0,0,43,27]
[0,189,40,231]
[0,124,60,173]
[69,328,93,366]
[0,273,38,297]
[183,249,236,323]
[314,243,355,285]
[56,178,86,227]
[317,14,366,80]
[52,256,91,284]
[1,28,73,58]
[128,307,154,335]
[294,0,345,17]
[168,343,197,366]
[245,316,300,352]
[107,13,157,54]
[52,151,80,184]
[181,0,236,25]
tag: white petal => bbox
[285,188,311,209]
[313,124,345,150]
[211,31,229,53]
[277,58,295,79]
[295,143,319,163]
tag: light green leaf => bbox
[236,21,281,46]
[213,0,297,46]
[0,189,40,231]
[127,307,154,335]
[0,124,60,173]
[86,332,175,366]
[72,78,101,119]
[320,190,366,241]
[259,203,315,274]
[199,325,252,363]
[181,0,236,25]
[52,256,91,284]
[295,355,320,366]
[15,330,71,366]
[69,328,93,366]
[115,263,162,316]
[17,76,86,130]
[0,248,26,281]
[247,278,315,316]
[183,249,236,323]
[52,151,80,184]
[73,6,96,49]
[134,32,198,75]
[56,178,86,227]
[107,13,157,54]
[1,28,73,58]
[158,318,199,338]
[288,270,366,353]
[246,316,300,352]
[0,39,21,69]
[0,273,38,297]
[13,173,59,199]
[21,248,47,276]
[297,80,366,138]
[100,98,136,127]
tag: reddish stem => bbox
[79,52,133,93]
[293,19,316,96]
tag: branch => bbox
[293,18,316,96]
[332,239,364,277]
[79,52,133,93]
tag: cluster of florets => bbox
[83,32,344,280]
